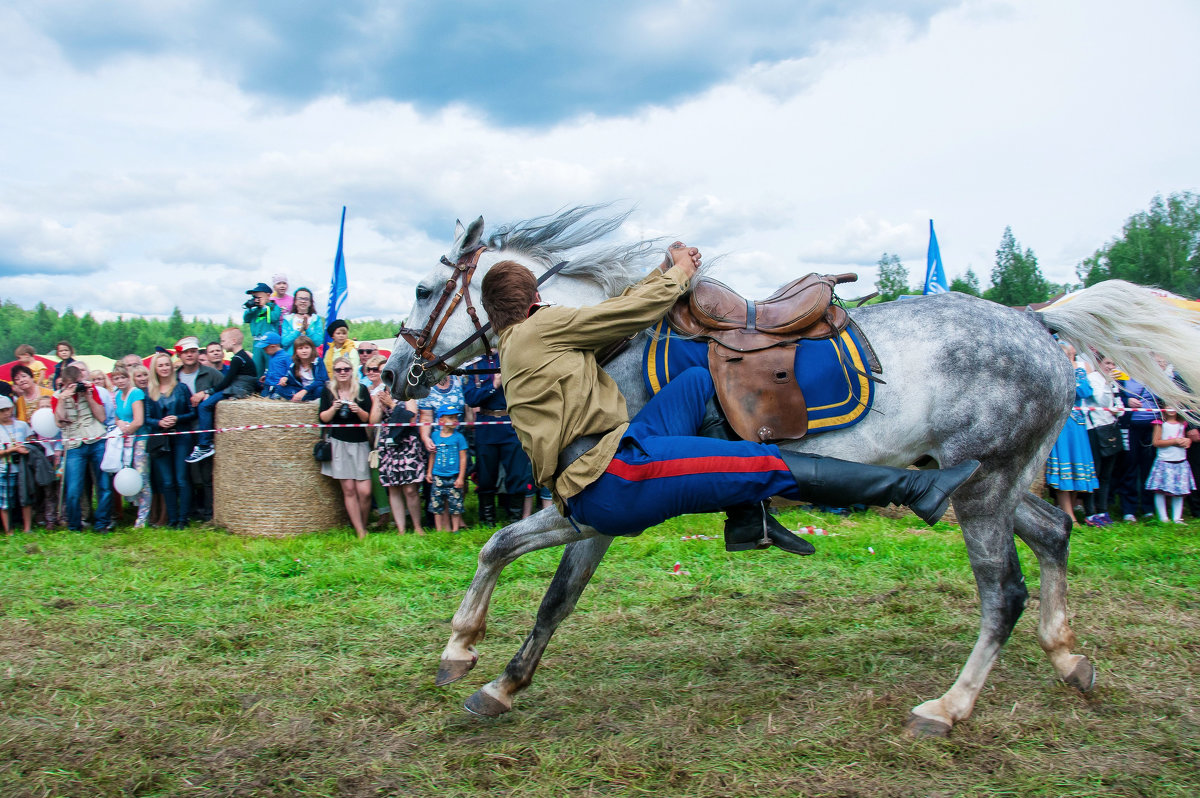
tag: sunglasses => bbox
[365,366,381,373]
[333,367,353,373]
[357,348,376,355]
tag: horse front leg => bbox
[1013,493,1095,692]
[906,508,1028,737]
[436,509,594,685]
[464,534,613,717]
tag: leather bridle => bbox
[397,246,570,387]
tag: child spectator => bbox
[14,345,48,387]
[185,328,258,463]
[426,404,469,532]
[243,282,283,376]
[10,364,52,423]
[260,332,294,399]
[270,273,294,314]
[51,341,79,390]
[112,364,151,528]
[282,288,323,354]
[1146,407,1194,523]
[323,320,359,376]
[30,395,62,529]
[0,396,33,534]
[272,335,326,402]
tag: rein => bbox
[398,250,570,385]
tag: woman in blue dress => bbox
[1046,343,1098,521]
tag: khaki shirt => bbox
[497,265,691,513]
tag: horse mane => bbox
[487,204,662,298]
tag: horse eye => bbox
[415,285,432,301]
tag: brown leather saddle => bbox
[666,272,871,443]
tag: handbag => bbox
[313,431,332,462]
[1093,423,1121,458]
[101,429,125,473]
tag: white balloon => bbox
[113,467,143,497]
[31,407,58,438]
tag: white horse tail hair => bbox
[1039,279,1200,421]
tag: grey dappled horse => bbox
[381,207,1200,736]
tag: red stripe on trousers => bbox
[604,454,787,482]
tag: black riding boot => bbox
[697,399,818,556]
[779,451,980,526]
[499,493,525,523]
[478,492,497,525]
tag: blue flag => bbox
[924,219,947,294]
[325,206,348,343]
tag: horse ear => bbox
[454,219,465,242]
[463,216,485,251]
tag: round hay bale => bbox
[213,397,348,536]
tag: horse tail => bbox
[1038,279,1200,420]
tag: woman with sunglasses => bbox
[318,356,374,538]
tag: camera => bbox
[243,298,258,310]
[74,382,89,396]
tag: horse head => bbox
[382,215,495,400]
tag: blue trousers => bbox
[195,391,224,448]
[152,440,192,526]
[567,367,799,537]
[475,429,534,496]
[64,440,113,531]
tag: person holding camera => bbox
[318,356,374,538]
[243,282,283,377]
[52,363,114,532]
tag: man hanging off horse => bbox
[479,241,981,555]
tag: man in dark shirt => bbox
[463,353,535,524]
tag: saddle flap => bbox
[708,343,808,443]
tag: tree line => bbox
[0,303,405,361]
[874,191,1200,306]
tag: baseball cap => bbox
[175,336,200,352]
[0,396,13,410]
[437,404,461,418]
[262,332,283,347]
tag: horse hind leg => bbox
[906,503,1029,737]
[437,509,593,686]
[465,534,613,717]
[1012,492,1095,692]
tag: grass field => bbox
[1,507,1198,797]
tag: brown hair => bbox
[291,335,317,366]
[481,260,538,334]
[56,341,74,356]
[15,344,35,357]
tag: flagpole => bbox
[325,207,348,344]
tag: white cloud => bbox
[0,0,1197,330]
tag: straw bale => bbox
[213,397,347,536]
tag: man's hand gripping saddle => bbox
[666,272,873,443]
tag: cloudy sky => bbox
[2,0,1197,322]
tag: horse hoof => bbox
[904,713,952,738]
[464,689,510,718]
[1063,657,1096,693]
[435,658,477,686]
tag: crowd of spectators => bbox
[0,277,547,538]
[2,276,1196,538]
[1044,344,1199,525]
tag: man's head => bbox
[206,341,224,365]
[176,337,200,370]
[120,354,141,370]
[357,341,378,362]
[481,261,538,334]
[61,363,86,387]
[262,332,283,356]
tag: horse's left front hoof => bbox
[464,688,511,718]
[904,713,952,738]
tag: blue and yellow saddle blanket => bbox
[642,319,876,436]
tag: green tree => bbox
[1078,191,1200,295]
[166,307,186,342]
[875,252,911,302]
[984,227,1051,306]
[949,267,981,296]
